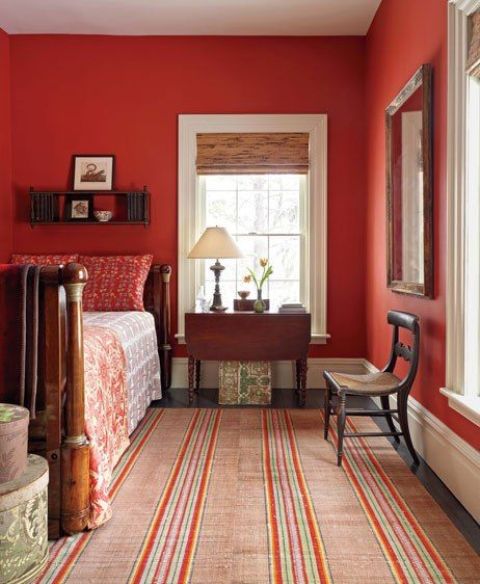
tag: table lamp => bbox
[188,226,244,312]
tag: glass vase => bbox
[253,289,266,314]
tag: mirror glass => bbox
[391,86,424,284]
[387,65,432,297]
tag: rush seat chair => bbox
[323,310,420,467]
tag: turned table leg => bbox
[298,357,307,407]
[195,360,201,393]
[295,359,301,397]
[188,355,195,405]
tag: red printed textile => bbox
[83,325,130,529]
[10,254,79,265]
[79,255,153,311]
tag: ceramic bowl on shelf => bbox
[94,210,113,222]
[238,290,251,300]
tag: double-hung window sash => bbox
[195,132,310,310]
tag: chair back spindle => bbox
[383,310,420,391]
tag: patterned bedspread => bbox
[83,325,130,528]
[83,311,162,434]
[83,311,162,528]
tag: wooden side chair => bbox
[323,310,420,467]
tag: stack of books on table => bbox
[278,303,306,313]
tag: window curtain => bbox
[196,132,309,174]
[467,10,480,79]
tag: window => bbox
[178,114,328,343]
[201,173,306,310]
[442,1,480,425]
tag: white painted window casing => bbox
[177,114,328,344]
[443,0,480,425]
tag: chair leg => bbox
[336,391,347,466]
[398,392,420,465]
[381,395,399,443]
[323,385,331,440]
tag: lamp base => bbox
[209,260,228,312]
[210,304,228,313]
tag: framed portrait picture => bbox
[66,195,93,221]
[73,154,115,191]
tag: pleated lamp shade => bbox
[188,227,244,259]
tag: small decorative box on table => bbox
[219,361,272,405]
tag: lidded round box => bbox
[0,454,49,584]
[0,404,29,484]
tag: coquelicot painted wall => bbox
[365,0,479,448]
[8,35,368,359]
[0,28,12,261]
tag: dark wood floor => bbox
[153,387,480,553]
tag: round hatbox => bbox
[0,454,49,584]
[0,404,29,484]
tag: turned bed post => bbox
[35,267,65,539]
[158,264,172,389]
[61,263,90,534]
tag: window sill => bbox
[440,388,480,427]
[175,332,330,345]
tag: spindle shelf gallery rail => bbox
[29,187,150,226]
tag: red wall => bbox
[0,28,12,261]
[9,35,368,358]
[365,0,479,448]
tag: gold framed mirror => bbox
[386,64,433,297]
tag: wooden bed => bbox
[28,262,172,538]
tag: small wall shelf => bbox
[29,187,150,227]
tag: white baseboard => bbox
[171,357,368,390]
[365,361,480,523]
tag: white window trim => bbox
[444,0,480,426]
[177,114,328,344]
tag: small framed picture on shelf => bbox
[72,154,115,191]
[66,195,93,221]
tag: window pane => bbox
[236,235,269,273]
[205,175,236,191]
[268,174,301,191]
[202,174,306,309]
[268,280,301,308]
[269,190,300,234]
[237,175,268,190]
[238,191,268,234]
[205,190,236,232]
[269,236,300,280]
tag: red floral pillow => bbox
[79,255,153,312]
[11,254,79,265]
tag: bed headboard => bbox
[144,264,172,390]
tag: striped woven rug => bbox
[36,408,479,584]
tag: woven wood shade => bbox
[196,132,309,175]
[467,10,480,78]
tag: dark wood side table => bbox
[185,312,311,406]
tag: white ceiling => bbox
[0,0,381,36]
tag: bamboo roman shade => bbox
[196,132,309,175]
[467,11,480,79]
